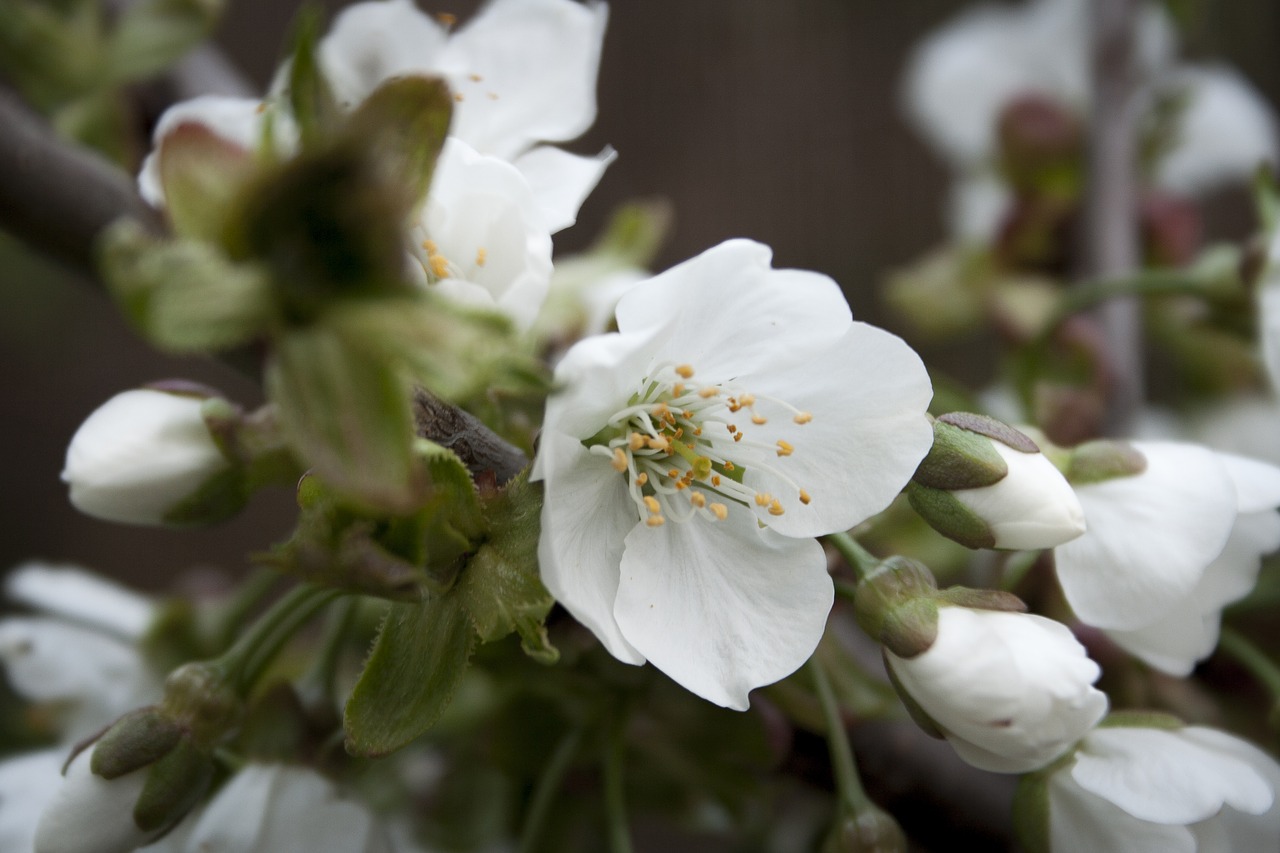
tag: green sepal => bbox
[882,650,944,740]
[99,220,275,353]
[344,75,452,207]
[912,416,1009,491]
[821,807,908,853]
[1254,165,1280,234]
[853,556,940,659]
[160,464,249,526]
[905,482,997,550]
[267,323,425,513]
[105,0,223,84]
[284,6,339,149]
[343,594,477,757]
[1011,771,1052,853]
[156,120,254,243]
[454,470,558,662]
[90,708,183,780]
[414,440,488,576]
[1065,440,1148,485]
[935,586,1027,613]
[132,737,214,833]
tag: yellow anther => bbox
[711,475,721,486]
[453,92,465,102]
[429,254,450,278]
[643,496,661,515]
[768,499,785,516]
[690,492,707,508]
[794,412,813,425]
[635,472,649,486]
[646,515,666,527]
[675,480,688,491]
[672,383,686,396]
[698,387,719,398]
[422,239,438,253]
[739,394,756,407]
[724,461,735,471]
[611,448,628,472]
[681,410,693,419]
[709,503,729,520]
[647,436,671,452]
[667,468,680,479]
[776,440,794,457]
[468,73,483,82]
[799,489,811,505]
[751,415,768,425]
[437,12,458,25]
[733,432,743,442]
[676,364,695,378]
[628,433,647,451]
[487,92,500,100]
[726,424,737,433]
[754,493,771,506]
[475,247,487,267]
[693,427,703,436]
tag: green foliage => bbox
[106,0,224,83]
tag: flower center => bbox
[587,363,812,527]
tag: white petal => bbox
[443,0,608,159]
[183,762,273,851]
[534,431,645,665]
[1216,451,1280,514]
[1054,442,1237,629]
[952,443,1086,550]
[1185,728,1280,849]
[1191,396,1280,467]
[536,327,657,443]
[613,508,831,710]
[1073,727,1273,825]
[735,322,934,538]
[1156,65,1279,194]
[6,563,154,639]
[946,174,1011,243]
[0,750,64,853]
[318,0,448,109]
[34,748,157,853]
[1103,596,1213,677]
[513,145,615,233]
[1049,765,1197,853]
[614,240,855,380]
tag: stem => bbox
[302,596,359,704]
[212,568,283,652]
[826,532,880,581]
[809,657,873,815]
[215,584,340,695]
[603,712,634,853]
[519,728,585,853]
[1219,627,1280,699]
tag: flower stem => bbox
[826,531,880,582]
[302,595,359,704]
[1219,626,1280,699]
[603,712,634,853]
[808,656,873,815]
[215,584,341,696]
[519,727,584,853]
[212,568,282,652]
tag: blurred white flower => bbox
[1054,442,1280,675]
[533,239,934,709]
[33,748,158,853]
[62,388,229,526]
[1039,725,1280,852]
[885,606,1106,773]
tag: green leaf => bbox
[344,595,477,757]
[455,471,557,662]
[267,323,425,512]
[106,0,224,83]
[285,6,339,149]
[99,220,275,353]
[345,76,453,207]
[414,440,488,576]
[157,121,255,243]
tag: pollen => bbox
[628,433,647,451]
[698,387,719,398]
[646,515,665,527]
[733,432,743,442]
[635,472,649,486]
[647,436,671,452]
[709,503,729,520]
[437,12,458,25]
[475,247,487,267]
[422,239,438,253]
[468,73,483,82]
[776,440,794,457]
[675,364,695,378]
[453,93,465,102]
[794,412,813,425]
[726,424,737,434]
[672,383,685,396]
[711,475,721,486]
[739,394,756,407]
[690,492,707,508]
[799,489,811,505]
[751,415,768,425]
[768,499,785,516]
[724,462,735,471]
[754,493,771,506]
[643,496,661,515]
[667,468,680,479]
[611,448,628,472]
[429,254,450,278]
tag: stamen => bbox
[646,516,665,527]
[611,448,628,472]
[475,247,487,267]
[751,415,768,425]
[690,492,707,508]
[635,472,649,486]
[768,499,785,516]
[799,489,811,505]
[754,493,771,506]
[676,364,695,378]
[709,503,728,520]
[643,496,661,515]
[628,433,646,451]
[699,387,719,398]
[776,440,794,457]
[794,412,813,424]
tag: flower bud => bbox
[909,414,1085,550]
[62,386,236,526]
[822,806,907,853]
[996,94,1082,194]
[34,745,159,853]
[883,607,1107,774]
[852,557,939,659]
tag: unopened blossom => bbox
[34,748,159,853]
[903,0,1277,240]
[533,239,934,709]
[62,388,230,526]
[1031,724,1280,852]
[954,440,1085,549]
[1055,441,1280,675]
[885,606,1106,773]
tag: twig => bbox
[1083,0,1145,436]
[411,387,528,485]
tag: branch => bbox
[1083,0,1144,436]
[411,387,528,485]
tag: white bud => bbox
[62,389,229,525]
[885,607,1107,773]
[34,748,156,853]
[952,441,1086,549]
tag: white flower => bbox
[0,751,65,853]
[1040,725,1280,852]
[33,748,157,853]
[532,239,934,709]
[62,388,229,526]
[181,763,402,853]
[885,607,1106,773]
[1258,228,1280,398]
[1054,442,1280,675]
[951,439,1085,550]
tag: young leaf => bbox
[157,122,255,243]
[344,595,476,757]
[285,5,339,149]
[106,0,224,83]
[344,75,453,207]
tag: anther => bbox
[776,440,794,457]
[635,472,649,486]
[611,448,627,472]
[794,412,813,424]
[709,503,728,520]
[768,499,785,516]
[733,432,743,442]
[751,415,768,425]
[799,489,811,505]
[475,248,487,267]
[643,496,661,515]
[676,364,695,378]
[437,12,458,25]
[690,492,707,508]
[646,516,665,527]
[699,387,719,398]
[754,493,771,506]
[628,433,646,451]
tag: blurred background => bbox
[3,0,1280,589]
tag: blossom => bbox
[62,388,230,526]
[532,239,934,709]
[903,0,1277,240]
[952,440,1084,549]
[1054,441,1280,675]
[33,748,159,853]
[1032,724,1280,852]
[885,606,1106,773]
